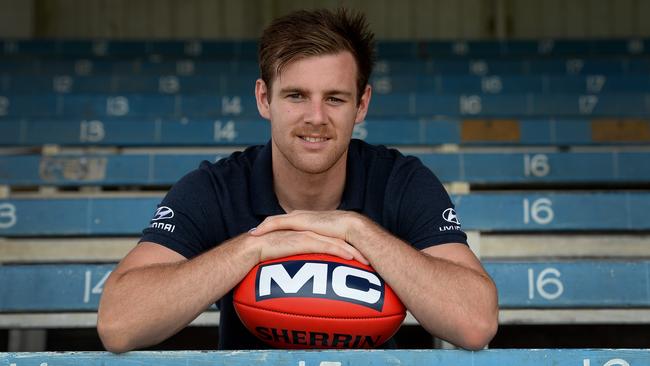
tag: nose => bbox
[305,99,326,125]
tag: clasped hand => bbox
[249,210,369,265]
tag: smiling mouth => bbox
[300,136,329,143]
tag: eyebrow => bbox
[279,87,354,98]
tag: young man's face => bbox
[255,51,371,175]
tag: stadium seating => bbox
[1,38,649,58]
[2,151,650,186]
[1,38,649,352]
[2,118,649,146]
[1,260,648,312]
[0,192,649,235]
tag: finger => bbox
[257,230,368,264]
[305,232,369,265]
[258,232,352,261]
[334,244,369,265]
[251,214,311,236]
[315,234,370,265]
[348,247,369,265]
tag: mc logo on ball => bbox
[255,260,386,311]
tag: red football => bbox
[233,253,406,349]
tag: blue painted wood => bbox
[4,74,648,95]
[486,261,650,308]
[0,197,158,236]
[1,92,648,118]
[0,154,221,186]
[454,192,650,231]
[0,261,648,311]
[0,264,114,311]
[2,151,649,186]
[0,192,648,236]
[1,349,649,366]
[0,118,271,146]
[4,58,650,79]
[419,151,650,184]
[4,38,650,58]
[3,116,648,146]
[0,40,259,58]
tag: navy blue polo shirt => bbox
[140,138,467,349]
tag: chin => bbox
[291,158,337,175]
[295,163,333,175]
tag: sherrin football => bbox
[233,253,406,349]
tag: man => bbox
[97,8,498,352]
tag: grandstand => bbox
[1,0,650,363]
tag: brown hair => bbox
[258,8,375,104]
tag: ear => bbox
[255,79,271,120]
[354,84,372,124]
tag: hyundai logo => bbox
[442,208,460,225]
[152,206,174,221]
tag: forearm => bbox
[350,219,498,350]
[98,234,258,352]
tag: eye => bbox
[326,96,345,104]
[286,93,304,101]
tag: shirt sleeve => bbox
[392,158,468,250]
[139,162,219,259]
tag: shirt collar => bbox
[250,139,366,216]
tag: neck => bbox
[272,148,348,213]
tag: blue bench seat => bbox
[1,117,648,146]
[2,74,648,95]
[2,151,649,186]
[0,192,648,236]
[0,260,648,311]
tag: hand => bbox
[250,229,368,265]
[250,210,371,264]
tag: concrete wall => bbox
[0,0,648,40]
[0,0,34,38]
